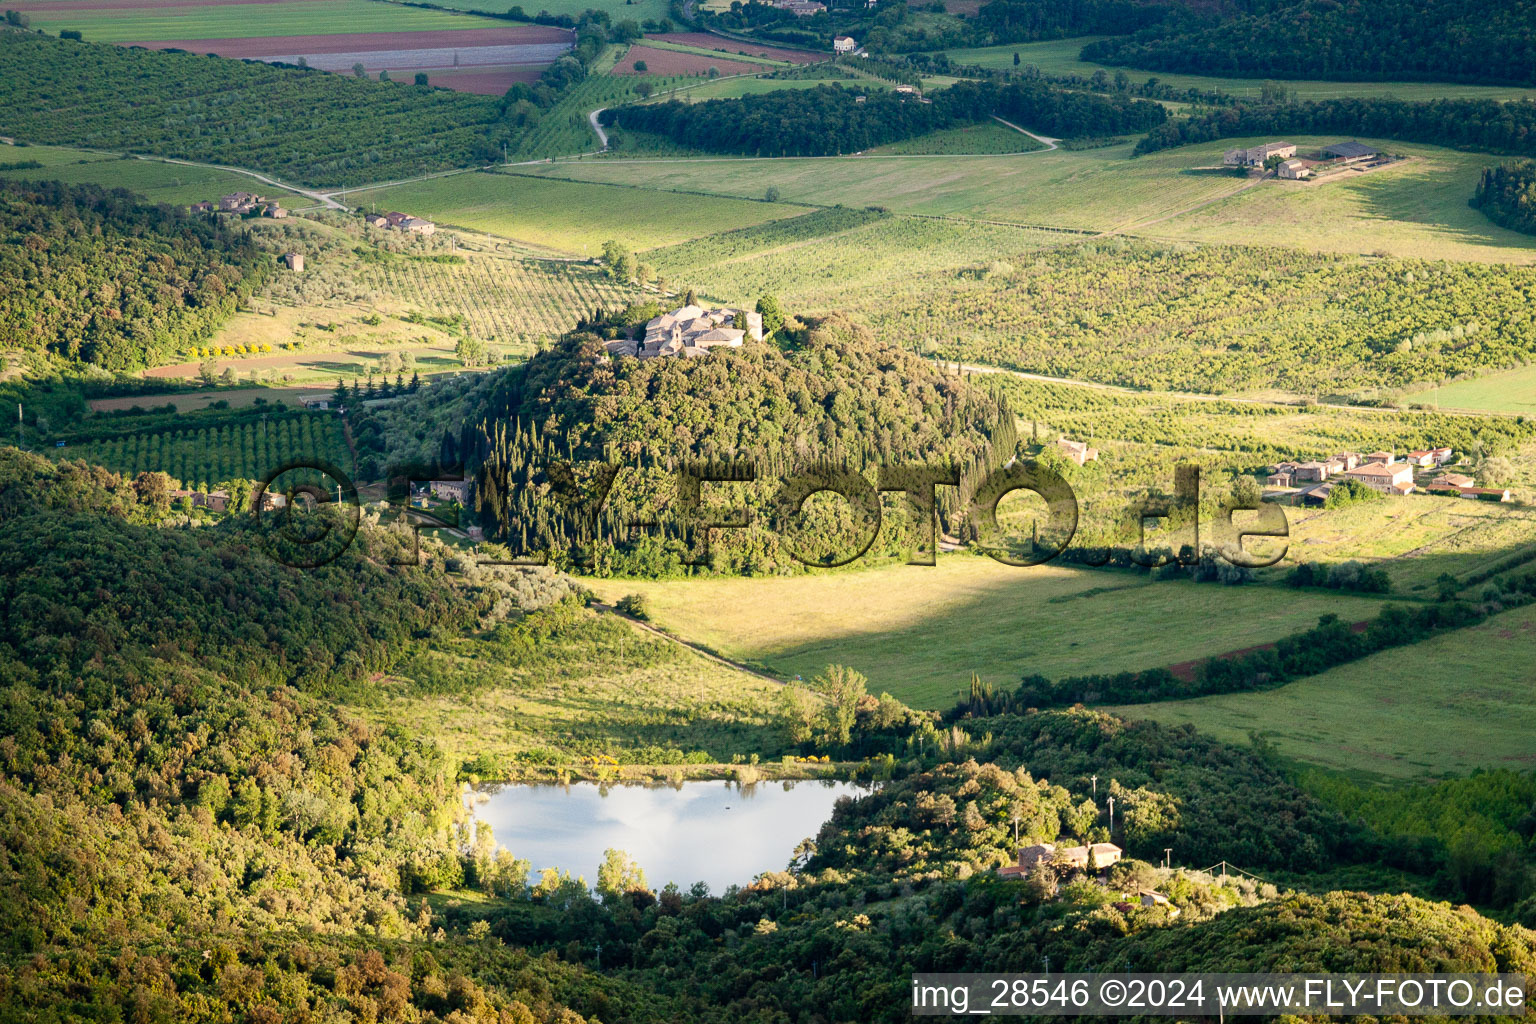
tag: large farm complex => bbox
[2,0,1536,1019]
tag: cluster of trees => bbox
[1284,558,1392,593]
[0,180,267,369]
[470,312,1019,575]
[603,79,1164,157]
[1084,0,1536,87]
[1136,96,1536,162]
[0,33,522,187]
[1472,161,1536,235]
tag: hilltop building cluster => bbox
[604,303,764,359]
[191,191,288,218]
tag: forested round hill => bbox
[0,179,268,370]
[467,312,1019,574]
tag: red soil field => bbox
[611,44,768,76]
[647,32,824,63]
[117,25,570,57]
[410,65,545,93]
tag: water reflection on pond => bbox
[468,778,868,892]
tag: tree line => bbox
[1083,0,1536,87]
[1136,96,1536,161]
[603,79,1165,157]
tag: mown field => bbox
[0,145,308,206]
[1111,602,1536,782]
[938,37,1536,103]
[24,0,482,43]
[586,557,1390,708]
[358,171,808,254]
[521,137,1534,262]
[1405,363,1536,414]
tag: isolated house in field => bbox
[190,200,214,213]
[1056,437,1098,465]
[364,213,390,227]
[834,35,856,52]
[282,252,304,272]
[1223,142,1295,167]
[401,216,436,234]
[1277,158,1310,179]
[1324,140,1378,163]
[1344,461,1414,494]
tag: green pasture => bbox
[353,170,807,253]
[586,556,1391,708]
[1111,603,1536,782]
[0,145,309,204]
[28,0,487,43]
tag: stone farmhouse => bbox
[1223,141,1295,167]
[191,192,288,218]
[604,303,764,359]
[998,841,1122,879]
[365,211,437,234]
[1056,437,1098,466]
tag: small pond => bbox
[468,779,868,892]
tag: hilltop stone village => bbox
[603,303,765,359]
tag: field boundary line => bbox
[592,601,785,684]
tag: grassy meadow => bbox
[938,37,1536,104]
[1405,364,1536,414]
[585,556,1391,708]
[356,605,787,767]
[26,0,485,42]
[523,137,1534,262]
[0,145,308,205]
[1110,602,1536,782]
[356,171,808,254]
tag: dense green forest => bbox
[1136,97,1536,160]
[0,180,267,369]
[1083,0,1536,86]
[469,311,1019,574]
[1472,161,1536,236]
[602,79,1165,157]
[0,33,515,187]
